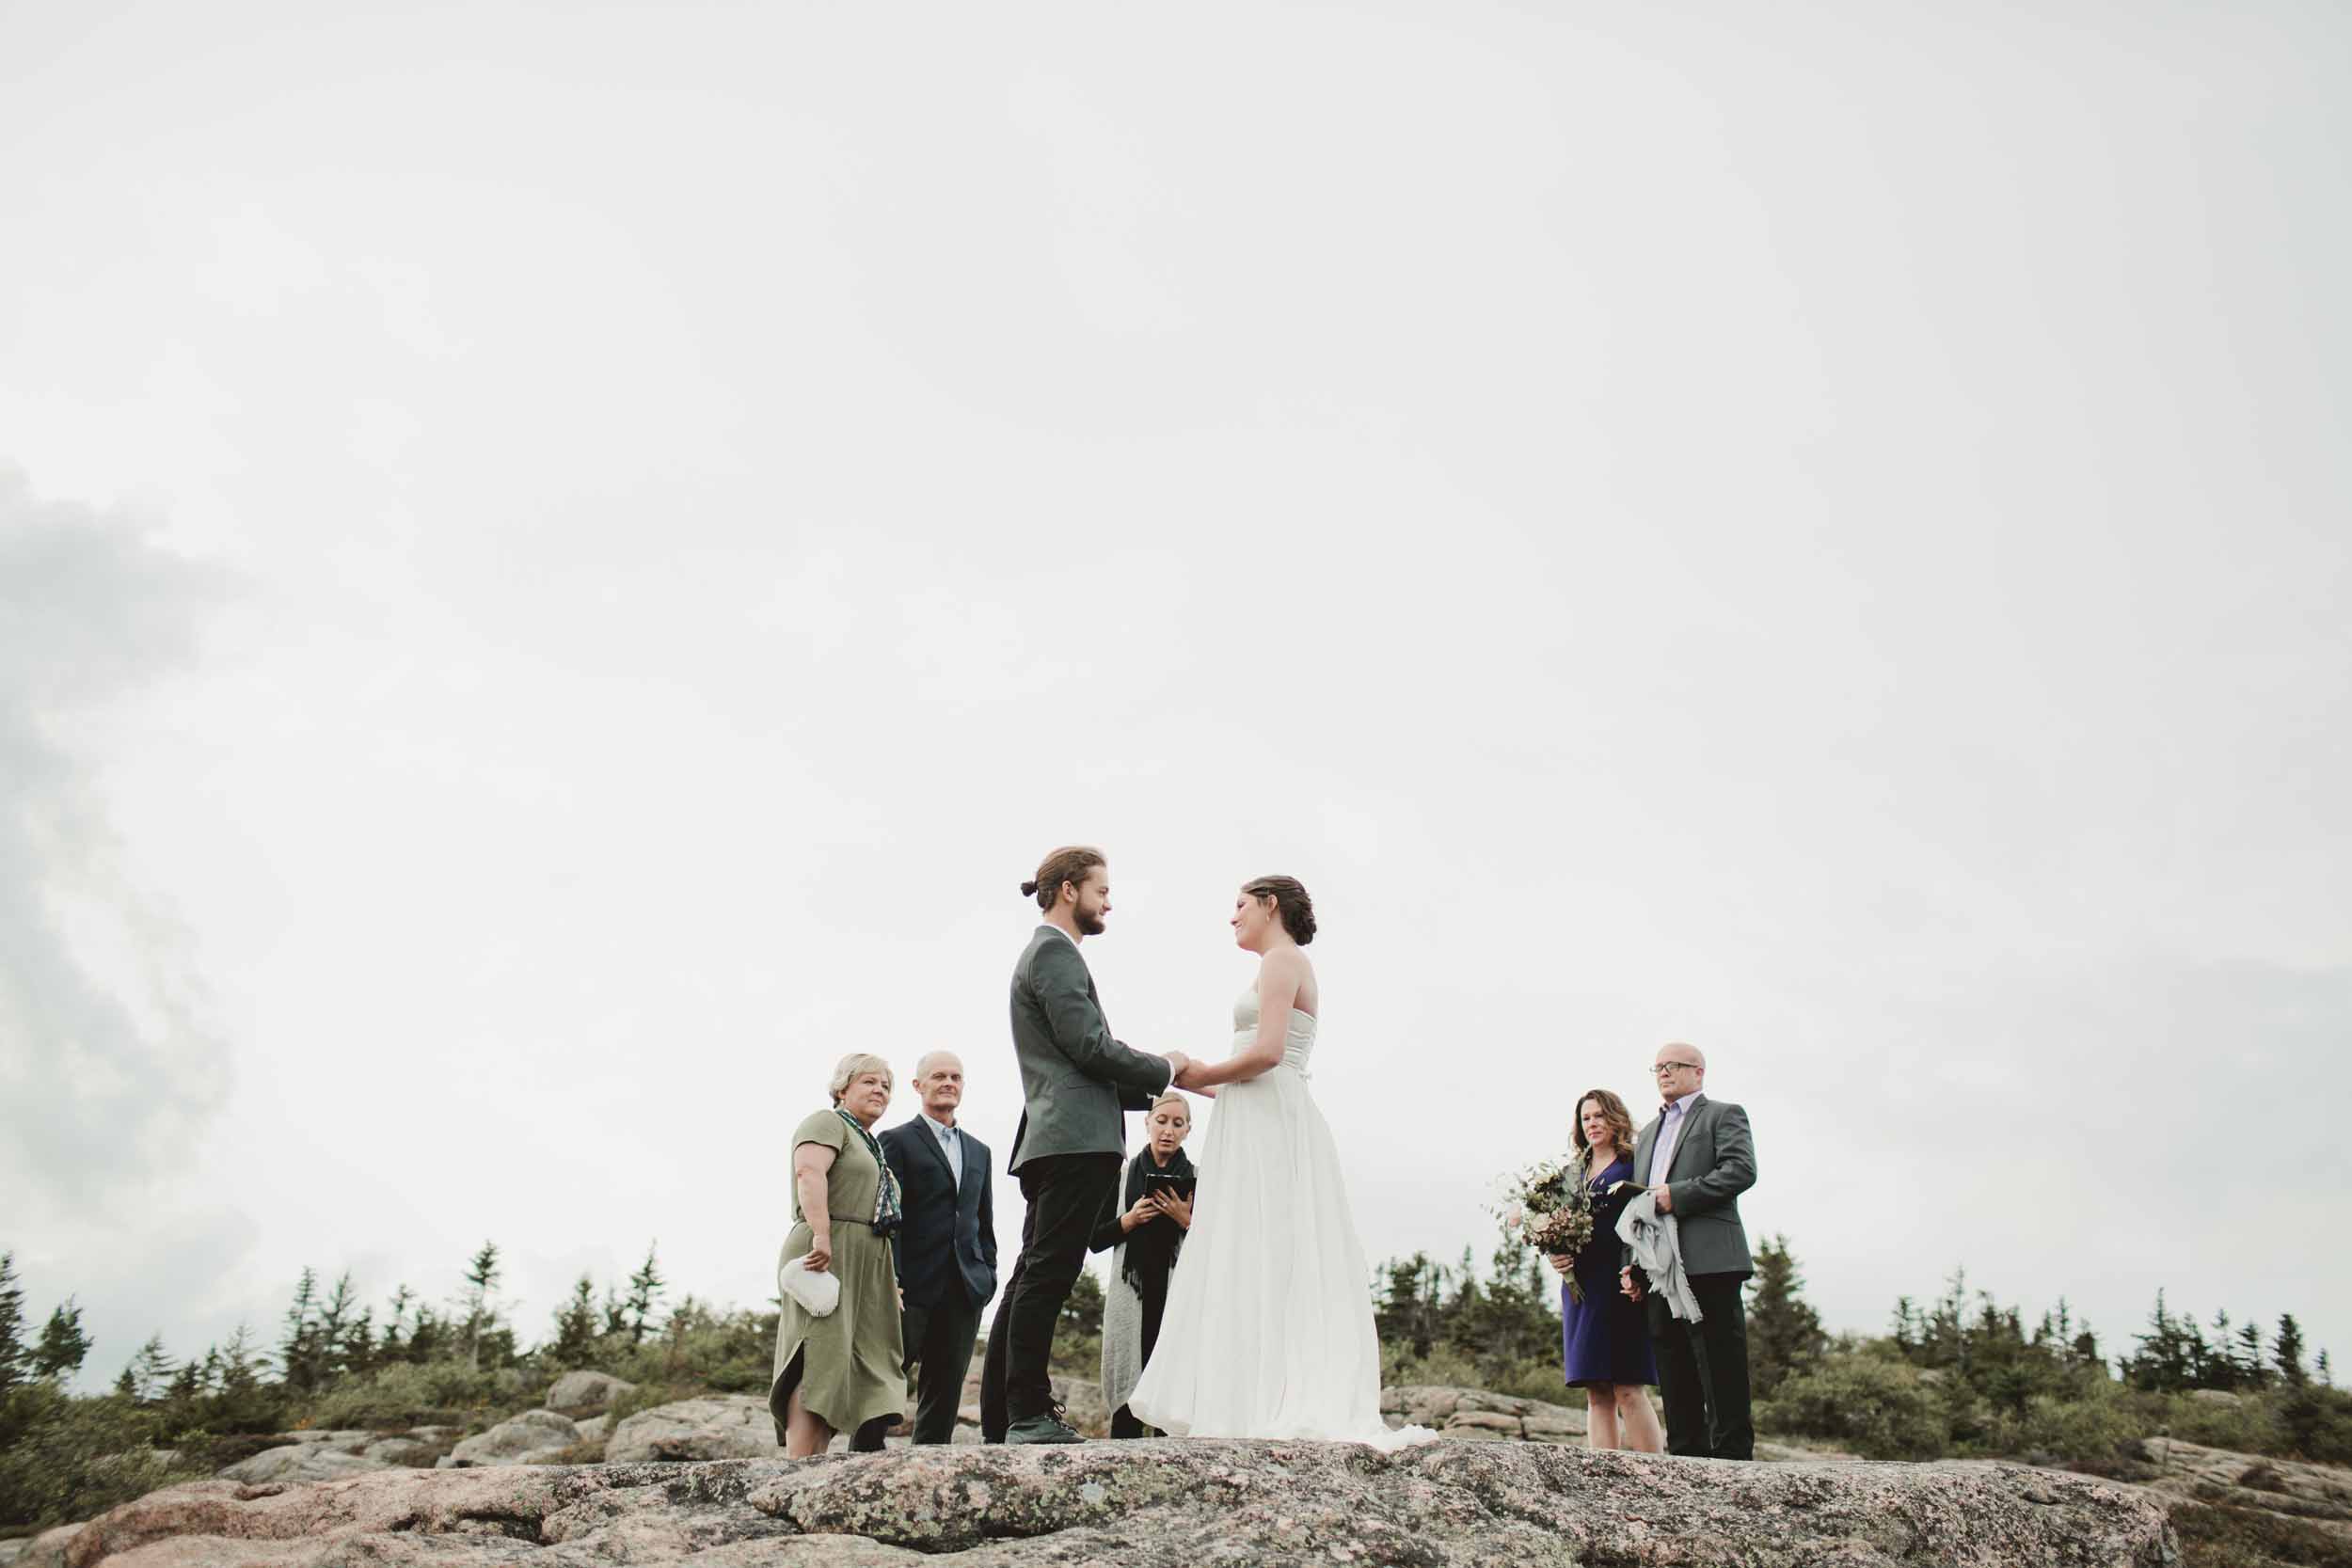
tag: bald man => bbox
[1621,1042,1757,1460]
[872,1052,997,1444]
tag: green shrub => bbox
[1758,1354,1949,1460]
[1380,1343,1582,1407]
[0,1387,207,1530]
[600,1307,775,1396]
[301,1361,511,1430]
[1997,1387,2145,1468]
[2164,1392,2280,1455]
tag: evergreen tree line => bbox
[9,1233,2352,1536]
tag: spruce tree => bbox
[459,1243,502,1372]
[280,1267,323,1394]
[2277,1314,2309,1386]
[0,1252,27,1399]
[624,1243,666,1346]
[1745,1235,1827,1399]
[126,1334,173,1401]
[2235,1319,2269,1389]
[551,1275,600,1367]
[33,1298,92,1380]
[315,1273,358,1385]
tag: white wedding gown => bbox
[1126,987,1436,1449]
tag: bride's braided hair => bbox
[1241,875,1316,945]
[1022,846,1106,912]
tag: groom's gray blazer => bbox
[1007,926,1172,1174]
[1628,1093,1756,1278]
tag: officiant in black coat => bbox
[872,1051,998,1445]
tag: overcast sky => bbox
[3,0,2346,1394]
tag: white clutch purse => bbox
[778,1254,841,1317]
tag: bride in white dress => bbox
[1126,876,1434,1449]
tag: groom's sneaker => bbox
[1006,1411,1084,1445]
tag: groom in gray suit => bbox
[980,846,1188,1445]
[1621,1042,1757,1460]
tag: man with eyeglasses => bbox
[1620,1043,1756,1460]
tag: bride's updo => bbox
[1242,875,1316,944]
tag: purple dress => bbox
[1559,1156,1657,1389]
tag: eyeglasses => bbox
[1651,1062,1699,1076]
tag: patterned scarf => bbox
[836,1110,903,1235]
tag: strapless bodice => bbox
[1232,986,1318,1074]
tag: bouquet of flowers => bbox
[1494,1154,1597,1302]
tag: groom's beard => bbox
[1075,907,1106,937]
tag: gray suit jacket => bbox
[1627,1094,1756,1278]
[1007,927,1172,1173]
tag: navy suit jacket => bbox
[879,1117,998,1311]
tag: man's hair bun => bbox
[1023,847,1105,911]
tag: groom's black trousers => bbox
[1646,1272,1755,1460]
[981,1152,1121,1436]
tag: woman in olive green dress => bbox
[771,1052,906,1457]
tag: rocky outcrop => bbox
[545,1370,636,1413]
[437,1410,580,1468]
[2136,1435,2352,1538]
[23,1435,2173,1566]
[215,1444,384,1485]
[215,1429,452,1483]
[1381,1383,1588,1442]
[604,1395,781,1464]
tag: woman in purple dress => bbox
[1549,1088,1663,1451]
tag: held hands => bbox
[1620,1267,1645,1303]
[1163,1051,1192,1085]
[1171,1055,1218,1095]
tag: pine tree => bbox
[1375,1253,1449,1360]
[2317,1349,2334,1387]
[601,1286,628,1337]
[280,1267,324,1395]
[459,1243,502,1372]
[551,1275,600,1367]
[624,1243,666,1346]
[1745,1235,1827,1400]
[2277,1315,2309,1386]
[125,1334,174,1402]
[315,1273,358,1386]
[2207,1309,2236,1390]
[1890,1296,1920,1355]
[342,1306,377,1379]
[380,1285,415,1360]
[2230,1316,2267,1391]
[0,1252,27,1399]
[34,1298,93,1380]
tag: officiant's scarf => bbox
[836,1110,903,1236]
[1120,1147,1195,1288]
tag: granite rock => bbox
[23,1433,2174,1567]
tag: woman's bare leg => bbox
[1614,1386,1665,1453]
[784,1386,834,1459]
[1584,1383,1622,1449]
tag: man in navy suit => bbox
[872,1051,997,1445]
